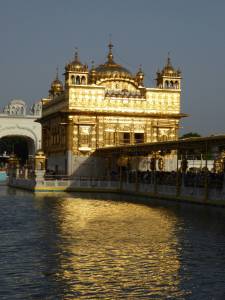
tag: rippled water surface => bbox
[1,187,225,299]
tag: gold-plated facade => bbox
[39,44,186,175]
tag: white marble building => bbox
[0,99,42,156]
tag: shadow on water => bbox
[1,186,225,299]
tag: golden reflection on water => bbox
[38,195,185,299]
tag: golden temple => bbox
[39,43,186,175]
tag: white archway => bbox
[0,135,35,157]
[0,125,40,152]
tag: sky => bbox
[0,0,225,136]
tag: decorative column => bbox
[34,150,46,181]
[66,116,74,176]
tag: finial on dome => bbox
[74,47,79,62]
[138,64,143,72]
[108,42,113,52]
[167,52,171,66]
[56,66,59,80]
[107,35,114,63]
[90,60,96,84]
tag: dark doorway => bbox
[119,132,130,145]
[0,136,35,165]
[134,133,144,144]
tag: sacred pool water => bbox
[1,186,225,299]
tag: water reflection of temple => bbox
[37,194,185,299]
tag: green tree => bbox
[180,132,201,139]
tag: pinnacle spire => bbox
[91,60,95,69]
[167,52,172,67]
[74,47,79,62]
[107,39,114,63]
[55,66,59,80]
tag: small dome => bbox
[136,65,144,78]
[161,56,181,77]
[10,99,26,106]
[136,65,144,86]
[95,43,133,81]
[50,78,63,92]
[49,69,64,96]
[65,51,88,72]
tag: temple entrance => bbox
[0,135,35,167]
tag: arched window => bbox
[175,81,179,89]
[76,76,80,85]
[161,135,168,142]
[170,81,174,88]
[71,75,75,84]
[165,80,169,88]
[81,76,86,85]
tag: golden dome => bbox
[49,69,64,96]
[65,51,88,72]
[161,56,181,77]
[94,43,133,81]
[136,65,144,78]
[51,78,63,92]
[136,65,144,86]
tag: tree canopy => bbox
[180,132,201,139]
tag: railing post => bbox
[135,157,139,192]
[204,142,209,202]
[176,151,180,197]
[153,153,157,195]
[16,167,20,178]
[24,168,28,179]
[119,165,123,191]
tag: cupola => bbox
[49,68,64,98]
[64,50,89,86]
[156,54,181,89]
[135,65,144,87]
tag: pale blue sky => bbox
[0,0,225,135]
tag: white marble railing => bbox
[8,176,225,202]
